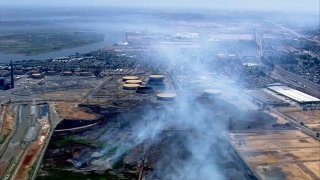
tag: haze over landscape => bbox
[1,0,319,13]
[0,0,319,180]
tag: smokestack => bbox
[10,60,14,89]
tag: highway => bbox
[0,104,30,179]
[272,67,320,98]
[269,21,320,44]
[255,26,320,99]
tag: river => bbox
[0,7,168,63]
[0,31,124,63]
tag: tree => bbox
[93,69,102,77]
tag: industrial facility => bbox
[0,7,319,180]
[0,60,14,90]
[248,89,290,107]
[268,85,320,105]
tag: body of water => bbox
[0,31,124,63]
[0,7,169,63]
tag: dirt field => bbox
[284,110,320,131]
[43,89,91,102]
[0,105,14,144]
[268,112,288,124]
[54,103,99,120]
[304,161,320,178]
[228,130,320,180]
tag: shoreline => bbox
[0,31,124,63]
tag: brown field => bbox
[284,110,320,131]
[268,112,288,124]
[304,161,320,178]
[43,89,91,102]
[228,130,320,180]
[54,102,98,120]
[255,163,314,180]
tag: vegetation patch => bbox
[0,31,104,55]
[53,135,94,147]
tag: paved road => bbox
[11,104,30,143]
[0,104,31,178]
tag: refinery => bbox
[0,3,319,180]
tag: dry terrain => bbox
[228,130,320,180]
[0,105,14,144]
[54,103,98,120]
[284,110,320,131]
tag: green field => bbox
[0,31,104,55]
[36,169,121,180]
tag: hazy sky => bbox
[1,0,319,13]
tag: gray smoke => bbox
[92,36,255,179]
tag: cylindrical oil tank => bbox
[149,75,165,82]
[60,71,73,76]
[122,76,139,81]
[46,71,57,75]
[31,73,44,79]
[203,89,222,97]
[79,72,92,76]
[126,80,142,84]
[28,70,39,75]
[156,93,176,101]
[136,86,154,94]
[123,83,140,90]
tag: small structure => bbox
[10,60,14,88]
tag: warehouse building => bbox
[267,86,320,105]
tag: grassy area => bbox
[112,153,126,169]
[27,163,37,179]
[0,106,13,145]
[0,134,8,144]
[53,135,94,147]
[36,169,121,180]
[0,31,104,55]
